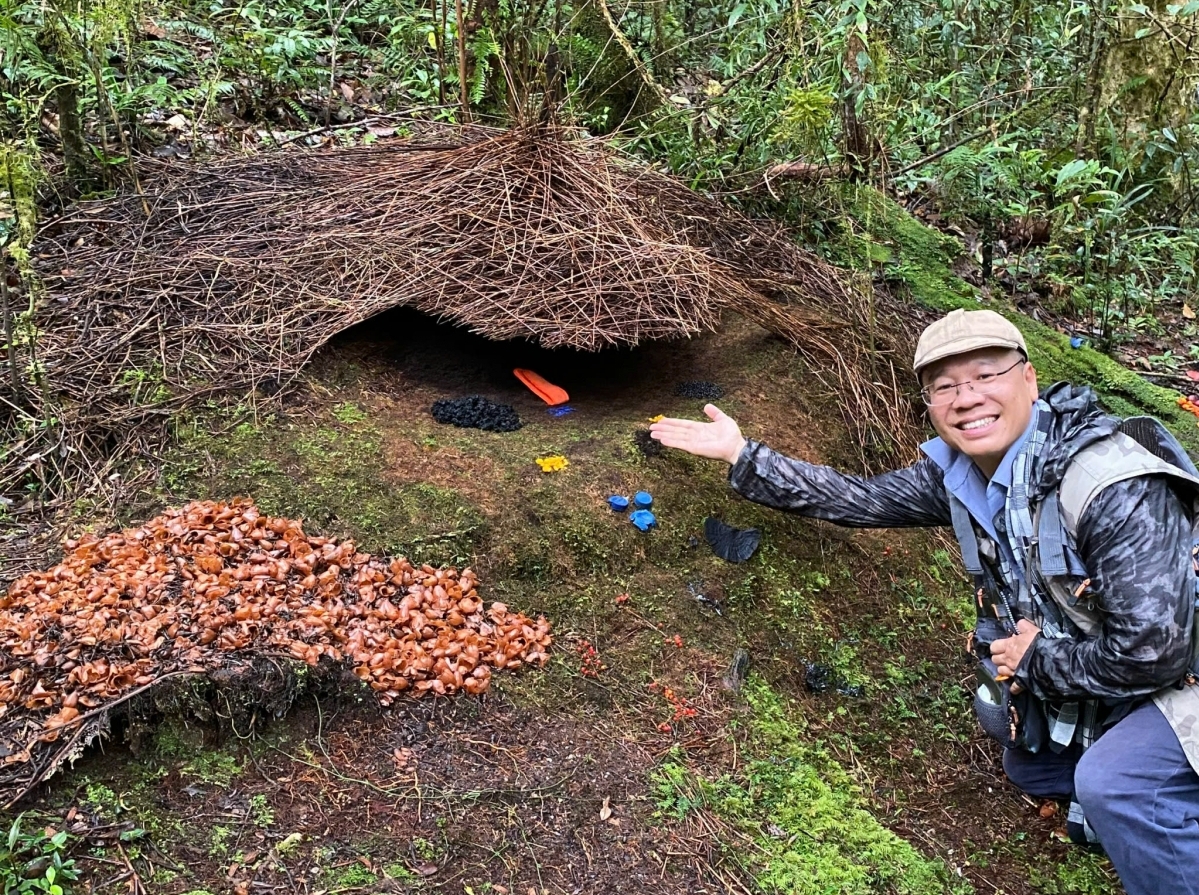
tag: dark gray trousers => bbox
[1003,701,1199,895]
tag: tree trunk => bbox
[841,32,872,177]
[1102,0,1188,129]
[0,264,20,403]
[1075,0,1109,156]
[56,81,88,189]
[36,30,89,192]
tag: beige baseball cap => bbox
[913,309,1027,378]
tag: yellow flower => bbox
[648,414,665,423]
[535,455,569,473]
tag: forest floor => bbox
[13,308,1122,895]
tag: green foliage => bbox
[649,748,705,820]
[662,678,970,895]
[1026,847,1117,895]
[248,794,275,828]
[180,750,243,787]
[1,815,79,895]
[207,825,233,858]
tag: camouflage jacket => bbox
[728,383,1195,711]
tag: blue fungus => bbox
[633,491,653,509]
[607,495,630,512]
[629,509,656,531]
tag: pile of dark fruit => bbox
[431,396,523,432]
[674,381,724,400]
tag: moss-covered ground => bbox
[11,304,1129,895]
[824,184,1199,451]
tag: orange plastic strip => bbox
[514,368,569,405]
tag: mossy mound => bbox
[832,185,1199,452]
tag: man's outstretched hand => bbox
[649,404,747,466]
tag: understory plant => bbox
[0,815,78,895]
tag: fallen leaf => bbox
[339,82,355,101]
[1185,303,1196,319]
[599,797,612,821]
[1038,801,1057,818]
[418,863,439,876]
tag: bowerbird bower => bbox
[6,125,920,568]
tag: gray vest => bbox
[1053,431,1199,774]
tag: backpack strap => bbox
[948,494,983,575]
[1035,489,1070,577]
[1058,430,1199,535]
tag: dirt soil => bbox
[14,309,1120,895]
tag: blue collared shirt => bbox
[920,407,1040,573]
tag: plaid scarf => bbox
[1003,401,1067,636]
[995,398,1097,749]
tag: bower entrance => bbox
[319,307,755,424]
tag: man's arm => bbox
[1017,475,1194,701]
[650,403,953,528]
[729,440,953,528]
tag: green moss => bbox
[180,750,243,787]
[208,825,233,858]
[654,678,969,895]
[164,406,486,565]
[82,783,123,819]
[382,863,420,882]
[837,184,977,311]
[249,794,274,828]
[321,861,378,887]
[829,186,1199,452]
[1025,847,1115,894]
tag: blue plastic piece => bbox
[607,495,630,512]
[547,405,575,416]
[629,509,656,531]
[1070,336,1085,349]
[633,490,653,509]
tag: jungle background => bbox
[3,1,1199,894]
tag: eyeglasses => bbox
[920,359,1025,407]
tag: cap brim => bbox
[914,337,1026,376]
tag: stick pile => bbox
[0,498,550,808]
[3,125,918,557]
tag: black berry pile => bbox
[633,428,663,458]
[430,396,523,432]
[674,380,724,400]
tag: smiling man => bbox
[650,308,1199,895]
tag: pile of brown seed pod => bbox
[0,499,551,746]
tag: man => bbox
[649,309,1199,895]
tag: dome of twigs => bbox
[0,498,550,809]
[8,126,917,519]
